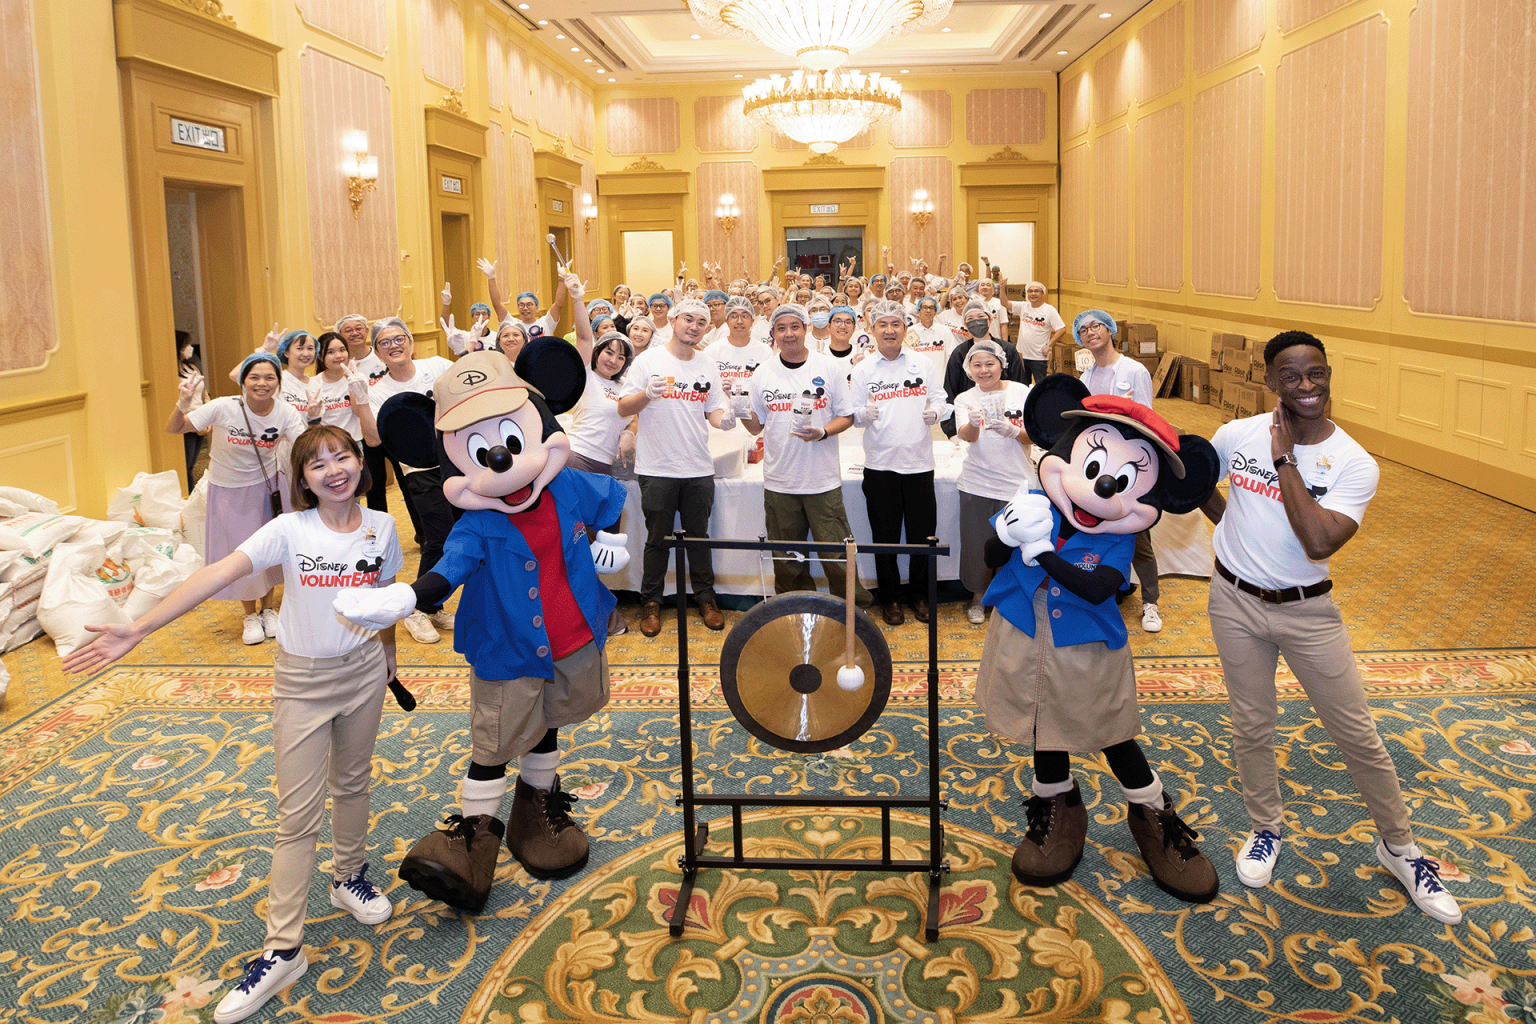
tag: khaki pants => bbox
[763,487,873,604]
[267,641,388,949]
[1208,574,1412,844]
[470,641,610,765]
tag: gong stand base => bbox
[663,533,950,943]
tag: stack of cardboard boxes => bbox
[1207,333,1279,422]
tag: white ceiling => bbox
[498,1,1155,84]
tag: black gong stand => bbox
[663,532,951,941]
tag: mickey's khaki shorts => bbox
[469,641,610,763]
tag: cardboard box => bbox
[1213,332,1246,354]
[1153,352,1181,397]
[1247,359,1267,384]
[1236,385,1261,419]
[1049,341,1078,374]
[1208,379,1223,407]
[1133,354,1161,380]
[1219,383,1239,418]
[1209,338,1226,370]
[1225,348,1252,378]
[1181,359,1210,404]
[1222,371,1247,394]
[1124,322,1160,356]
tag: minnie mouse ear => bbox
[514,338,587,415]
[1022,374,1091,449]
[375,393,440,469]
[1160,435,1221,514]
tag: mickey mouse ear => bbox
[375,393,440,469]
[514,338,586,415]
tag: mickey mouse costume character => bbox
[977,374,1222,902]
[334,344,630,912]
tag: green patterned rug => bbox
[3,649,1534,1023]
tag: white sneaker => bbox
[241,614,265,646]
[429,608,454,631]
[330,864,393,925]
[260,608,279,639]
[966,603,985,625]
[213,948,307,1024]
[402,610,440,644]
[1235,829,1282,887]
[1141,603,1163,632]
[1376,840,1462,924]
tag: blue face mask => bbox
[810,311,832,329]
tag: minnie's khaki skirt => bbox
[975,587,1141,751]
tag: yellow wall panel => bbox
[296,0,385,55]
[420,0,465,90]
[1061,142,1091,283]
[966,89,1048,146]
[1134,103,1184,291]
[695,96,757,154]
[605,97,679,155]
[1193,0,1265,75]
[888,156,953,268]
[1192,68,1262,298]
[889,90,952,149]
[1137,3,1186,103]
[1092,127,1129,286]
[1062,73,1091,140]
[1338,354,1381,414]
[695,162,760,279]
[0,0,58,374]
[1092,43,1131,124]
[1279,0,1354,34]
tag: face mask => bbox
[180,346,193,360]
[809,312,832,329]
[967,321,989,339]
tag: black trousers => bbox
[1022,359,1049,386]
[362,441,390,513]
[860,469,937,603]
[399,467,460,612]
[637,474,715,605]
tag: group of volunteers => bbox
[57,250,1460,1023]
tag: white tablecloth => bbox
[606,426,1213,597]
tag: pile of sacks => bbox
[0,472,207,660]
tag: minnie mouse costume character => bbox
[334,345,630,912]
[977,374,1221,902]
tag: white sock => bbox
[1032,776,1075,798]
[519,750,560,791]
[460,776,508,818]
[1383,839,1416,857]
[1120,771,1165,810]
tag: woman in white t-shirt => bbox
[308,333,377,442]
[952,340,1035,624]
[171,353,307,645]
[62,425,404,1024]
[276,331,319,417]
[627,315,656,356]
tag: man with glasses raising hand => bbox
[1201,330,1460,925]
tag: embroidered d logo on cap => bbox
[433,351,533,431]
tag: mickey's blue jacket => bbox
[432,469,627,680]
[981,496,1135,649]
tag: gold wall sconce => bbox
[909,188,933,231]
[343,130,378,218]
[582,193,598,233]
[715,193,740,235]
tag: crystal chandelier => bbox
[743,70,902,154]
[690,0,953,73]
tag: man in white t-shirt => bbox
[1201,331,1461,925]
[512,289,561,341]
[336,313,391,514]
[749,287,777,344]
[705,297,773,396]
[1076,309,1163,633]
[1003,280,1066,385]
[906,296,950,383]
[646,293,675,347]
[739,304,872,605]
[617,299,737,637]
[361,317,458,644]
[849,300,948,625]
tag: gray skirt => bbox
[975,586,1141,751]
[206,477,291,601]
[958,490,1008,597]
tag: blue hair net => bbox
[237,352,282,385]
[703,290,728,303]
[1072,309,1117,345]
[829,305,857,320]
[516,291,538,304]
[276,330,311,365]
[648,293,673,307]
[917,296,939,311]
[470,302,491,317]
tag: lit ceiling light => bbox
[555,33,565,39]
[518,2,529,8]
[733,73,743,77]
[743,68,901,153]
[596,67,605,72]
[899,68,908,73]
[584,58,591,62]
[691,34,701,39]
[1099,10,1112,16]
[571,46,580,51]
[538,20,547,25]
[940,26,950,32]
[607,77,616,82]
[689,0,953,73]
[1057,50,1068,55]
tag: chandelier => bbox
[689,0,953,73]
[743,69,902,154]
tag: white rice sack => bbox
[1,617,42,653]
[106,471,186,531]
[180,476,208,560]
[172,543,203,574]
[0,513,85,557]
[38,540,131,657]
[121,554,189,620]
[0,487,60,515]
[0,498,28,519]
[122,527,177,565]
[2,572,44,636]
[0,657,9,704]
[74,520,131,562]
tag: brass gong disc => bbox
[719,592,893,753]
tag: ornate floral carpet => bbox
[3,649,1534,1024]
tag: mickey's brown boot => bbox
[1126,795,1220,903]
[399,814,503,912]
[1011,782,1089,886]
[506,775,589,879]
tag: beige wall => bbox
[1057,0,1536,511]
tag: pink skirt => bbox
[206,477,291,601]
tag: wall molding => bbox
[114,0,282,97]
[0,391,87,428]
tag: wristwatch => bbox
[1274,452,1299,471]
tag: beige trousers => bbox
[1208,574,1413,844]
[266,641,387,949]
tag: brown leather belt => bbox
[1214,558,1332,604]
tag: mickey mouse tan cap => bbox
[432,351,531,432]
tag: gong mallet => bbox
[546,232,570,268]
[836,539,866,691]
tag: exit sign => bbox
[171,117,226,152]
[810,203,838,214]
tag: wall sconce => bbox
[343,129,378,219]
[909,189,933,231]
[582,193,598,233]
[715,193,740,236]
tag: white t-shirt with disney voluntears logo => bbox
[748,351,856,495]
[906,324,952,385]
[521,312,558,340]
[568,369,629,465]
[314,376,362,440]
[237,507,404,658]
[1210,414,1378,590]
[356,352,389,384]
[187,396,307,489]
[366,357,455,474]
[849,351,948,475]
[705,337,774,394]
[280,370,314,417]
[953,382,1035,500]
[1009,301,1066,361]
[621,346,726,478]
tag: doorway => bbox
[163,183,249,405]
[978,222,1034,286]
[785,226,863,290]
[622,230,674,292]
[440,212,471,327]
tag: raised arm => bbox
[564,271,594,364]
[478,258,509,323]
[167,371,205,434]
[1270,406,1360,559]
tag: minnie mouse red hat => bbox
[1061,395,1186,478]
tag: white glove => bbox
[616,431,637,467]
[967,405,984,428]
[645,375,667,401]
[333,581,419,630]
[715,408,736,431]
[176,371,204,413]
[791,424,824,442]
[995,490,1055,565]
[261,323,281,353]
[440,281,452,305]
[922,406,941,426]
[344,360,370,403]
[440,315,469,355]
[477,257,497,279]
[986,418,1021,440]
[590,531,629,574]
[466,319,490,353]
[860,401,880,426]
[306,381,323,421]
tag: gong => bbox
[719,592,893,754]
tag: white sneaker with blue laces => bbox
[330,864,394,925]
[1376,840,1462,924]
[1235,829,1283,887]
[213,947,306,1024]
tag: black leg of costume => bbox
[467,761,508,781]
[529,728,559,754]
[1033,750,1072,785]
[1101,739,1155,790]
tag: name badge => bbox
[361,527,384,559]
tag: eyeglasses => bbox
[374,336,408,350]
[1276,367,1331,388]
